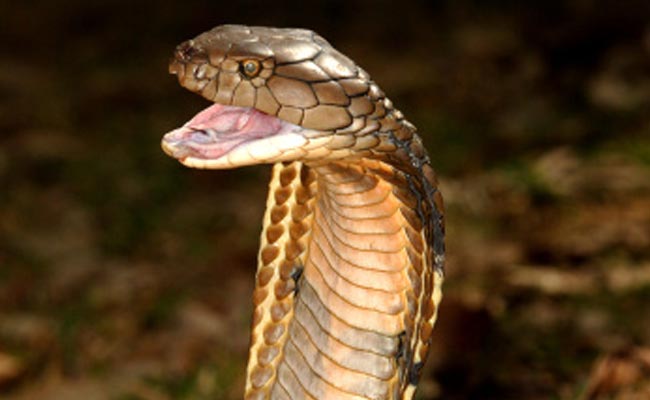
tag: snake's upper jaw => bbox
[161,103,310,169]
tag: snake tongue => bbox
[162,103,296,162]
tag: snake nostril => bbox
[176,40,199,62]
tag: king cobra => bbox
[162,25,445,400]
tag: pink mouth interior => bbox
[163,103,292,160]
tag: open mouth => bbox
[162,103,304,167]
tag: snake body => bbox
[162,25,445,400]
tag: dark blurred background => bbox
[1,1,650,399]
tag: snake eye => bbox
[241,59,261,78]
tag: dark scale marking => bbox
[395,331,406,360]
[385,130,420,176]
[417,172,444,262]
[290,264,304,295]
[408,362,424,386]
[405,175,427,246]
[418,171,445,275]
[385,125,446,275]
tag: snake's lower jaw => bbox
[161,131,310,169]
[160,138,183,158]
[161,103,311,169]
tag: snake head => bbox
[163,25,409,169]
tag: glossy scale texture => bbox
[164,25,445,400]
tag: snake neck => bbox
[296,161,427,397]
[244,159,440,399]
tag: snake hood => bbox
[162,25,424,174]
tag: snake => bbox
[161,25,445,400]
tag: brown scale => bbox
[244,161,317,400]
[166,25,445,400]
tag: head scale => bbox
[164,25,423,172]
[169,25,388,133]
